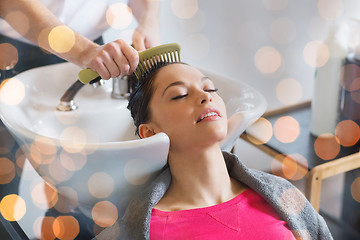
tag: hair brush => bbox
[78,43,181,84]
[133,43,181,80]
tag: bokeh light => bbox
[281,153,308,180]
[0,194,26,221]
[339,64,360,91]
[55,111,81,125]
[0,77,25,105]
[183,34,210,61]
[124,158,151,185]
[15,150,28,178]
[37,27,52,53]
[178,9,206,33]
[59,150,87,172]
[274,116,300,143]
[318,0,344,21]
[351,177,360,203]
[88,172,114,199]
[335,120,360,147]
[92,201,118,228]
[48,159,74,183]
[30,137,57,165]
[0,127,15,154]
[270,17,296,44]
[0,157,15,184]
[106,3,133,30]
[314,133,340,160]
[254,46,282,74]
[48,25,76,53]
[262,0,288,11]
[171,0,198,19]
[31,181,58,210]
[276,78,302,105]
[4,11,29,37]
[30,143,44,165]
[271,154,286,176]
[53,216,80,240]
[54,186,78,213]
[349,76,360,104]
[351,91,360,105]
[279,188,307,215]
[34,136,58,156]
[303,41,329,68]
[34,216,51,240]
[0,43,18,70]
[34,216,56,240]
[245,117,273,145]
[60,126,87,153]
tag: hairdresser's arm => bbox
[129,0,161,51]
[0,0,138,80]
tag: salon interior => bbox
[1,0,360,239]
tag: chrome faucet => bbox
[111,75,131,99]
[56,75,131,111]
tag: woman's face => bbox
[139,63,228,152]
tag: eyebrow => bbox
[162,77,210,96]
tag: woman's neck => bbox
[155,145,246,211]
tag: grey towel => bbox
[95,152,333,240]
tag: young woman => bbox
[95,62,333,240]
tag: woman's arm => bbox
[0,0,138,80]
[129,0,161,50]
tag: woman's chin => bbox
[209,124,227,141]
[198,130,227,148]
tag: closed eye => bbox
[205,88,218,93]
[171,89,217,100]
[171,94,188,100]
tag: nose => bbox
[199,91,212,104]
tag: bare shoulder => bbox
[231,177,248,195]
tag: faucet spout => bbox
[56,73,131,111]
[56,78,104,111]
[60,80,85,102]
[56,80,84,111]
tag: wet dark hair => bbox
[127,61,181,137]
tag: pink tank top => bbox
[150,189,296,239]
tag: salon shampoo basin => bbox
[0,62,266,221]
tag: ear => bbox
[139,123,157,139]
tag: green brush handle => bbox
[78,68,101,84]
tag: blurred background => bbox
[105,0,360,111]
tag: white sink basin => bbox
[0,62,266,221]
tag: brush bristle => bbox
[134,43,181,80]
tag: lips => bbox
[197,108,221,123]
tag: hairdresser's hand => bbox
[84,39,139,80]
[132,18,160,51]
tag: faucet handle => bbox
[78,68,102,84]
